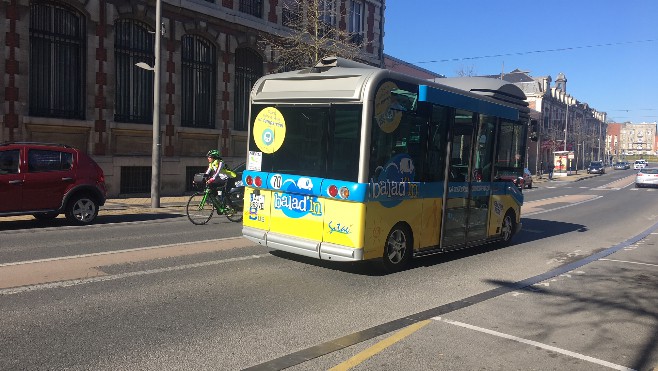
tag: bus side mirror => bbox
[529,119,538,142]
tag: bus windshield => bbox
[249,104,362,182]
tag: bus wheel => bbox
[499,211,516,246]
[383,224,412,272]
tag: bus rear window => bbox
[249,104,361,182]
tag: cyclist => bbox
[205,149,236,190]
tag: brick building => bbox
[1,0,385,196]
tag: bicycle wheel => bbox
[225,189,244,223]
[186,192,214,225]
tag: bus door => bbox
[442,110,475,248]
[466,115,496,242]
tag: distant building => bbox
[482,70,607,172]
[384,54,445,80]
[606,123,623,159]
[1,0,385,197]
[609,122,658,157]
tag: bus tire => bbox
[382,223,412,272]
[499,210,516,246]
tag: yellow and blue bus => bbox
[242,57,531,271]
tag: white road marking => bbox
[600,259,658,268]
[524,196,602,216]
[0,237,242,268]
[0,253,270,295]
[433,317,637,371]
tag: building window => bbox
[239,0,262,18]
[234,48,263,131]
[319,0,336,25]
[318,0,336,37]
[29,1,86,119]
[282,0,301,28]
[120,166,151,194]
[181,35,216,128]
[114,19,154,124]
[348,0,364,44]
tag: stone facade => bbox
[1,0,385,196]
[607,122,658,157]
[513,72,607,173]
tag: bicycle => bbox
[186,174,244,225]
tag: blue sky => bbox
[383,0,658,124]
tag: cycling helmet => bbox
[206,149,221,159]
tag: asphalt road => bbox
[1,170,657,370]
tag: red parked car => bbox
[0,142,107,224]
[496,168,533,190]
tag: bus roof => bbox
[251,57,529,120]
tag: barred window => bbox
[29,1,86,119]
[239,0,262,18]
[282,0,301,29]
[318,0,336,38]
[181,35,216,128]
[348,0,364,44]
[114,19,154,124]
[234,48,263,131]
[120,166,151,194]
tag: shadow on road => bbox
[268,218,587,276]
[0,212,185,231]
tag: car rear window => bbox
[28,149,74,172]
[0,149,20,174]
[642,168,658,174]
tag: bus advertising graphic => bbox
[370,154,418,207]
[374,81,402,133]
[253,107,286,153]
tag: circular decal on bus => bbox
[253,107,286,153]
[374,81,402,133]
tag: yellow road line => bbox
[329,320,431,371]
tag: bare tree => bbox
[260,0,368,71]
[455,64,477,77]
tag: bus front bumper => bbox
[242,227,364,262]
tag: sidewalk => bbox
[0,195,190,222]
[532,170,599,186]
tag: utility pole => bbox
[563,100,569,151]
[151,0,162,208]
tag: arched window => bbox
[114,19,154,123]
[29,1,86,119]
[181,35,216,128]
[234,48,262,131]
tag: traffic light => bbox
[529,119,538,141]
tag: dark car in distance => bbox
[587,161,605,174]
[0,142,107,224]
[613,161,630,170]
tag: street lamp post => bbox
[136,0,162,208]
[151,0,162,208]
[563,103,568,151]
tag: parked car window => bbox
[28,149,73,172]
[0,150,20,174]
